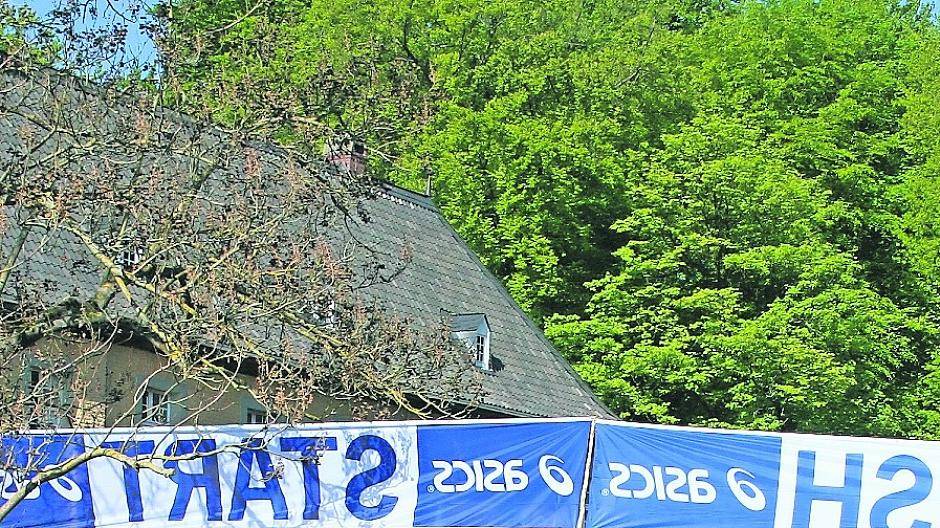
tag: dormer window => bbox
[115,238,145,270]
[450,313,491,371]
[475,334,486,365]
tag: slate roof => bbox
[0,68,612,418]
[348,186,611,417]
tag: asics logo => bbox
[430,455,574,496]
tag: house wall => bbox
[17,338,419,429]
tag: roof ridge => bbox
[376,182,438,211]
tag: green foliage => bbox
[548,0,940,437]
[0,5,61,65]
[168,0,940,437]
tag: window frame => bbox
[28,367,42,390]
[475,334,487,366]
[140,387,170,425]
[245,408,267,425]
[23,362,71,428]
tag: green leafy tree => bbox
[548,0,940,437]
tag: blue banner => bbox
[415,420,590,528]
[588,420,940,528]
[0,435,95,528]
[588,422,782,528]
[0,419,591,528]
[5,419,940,528]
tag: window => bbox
[141,388,169,424]
[450,313,491,371]
[117,246,144,269]
[246,408,266,425]
[25,366,69,428]
[114,235,146,270]
[475,335,486,365]
[26,368,44,428]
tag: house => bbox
[0,68,611,427]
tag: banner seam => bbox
[575,418,597,528]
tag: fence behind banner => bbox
[2,418,939,528]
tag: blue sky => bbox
[14,0,157,64]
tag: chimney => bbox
[324,136,366,176]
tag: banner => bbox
[6,418,940,528]
[587,420,940,528]
[0,418,592,528]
